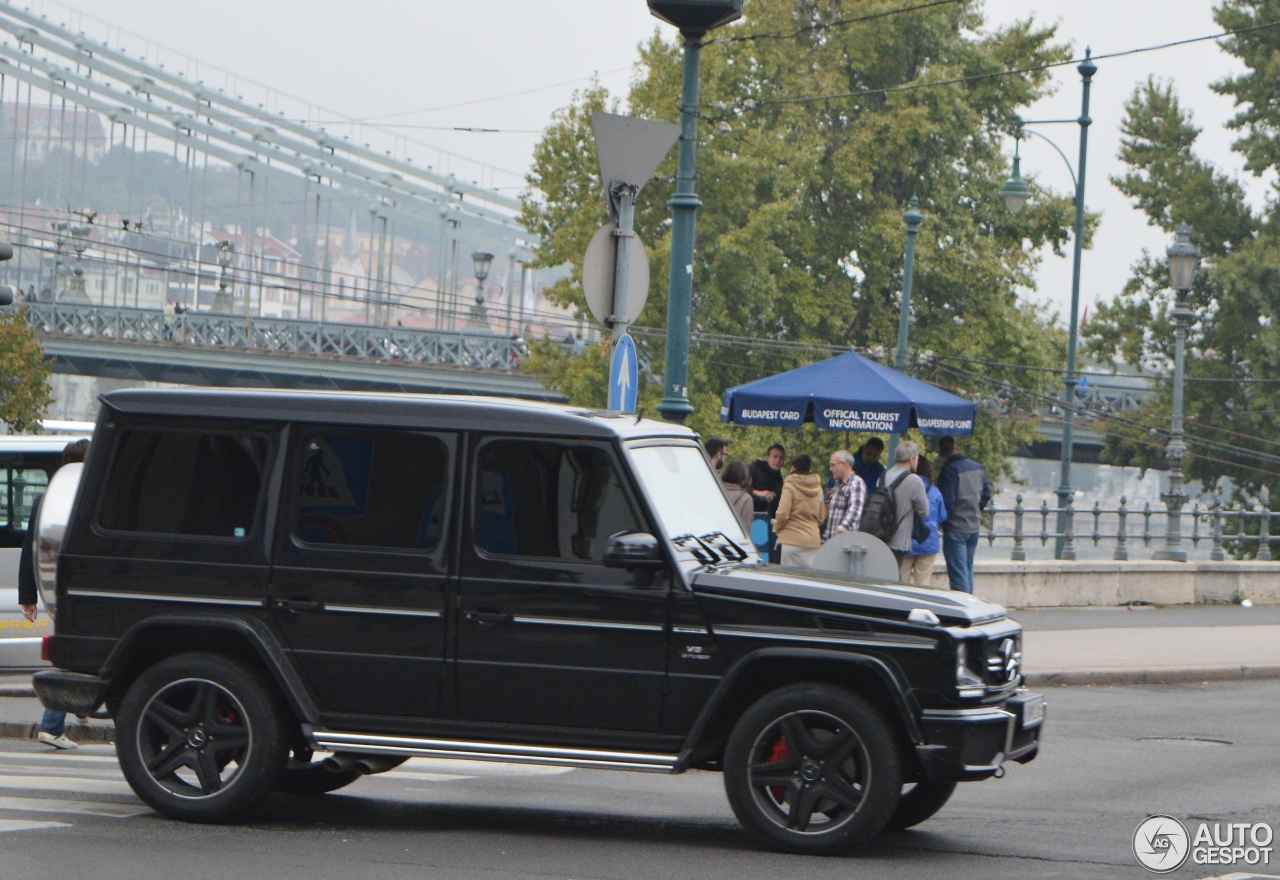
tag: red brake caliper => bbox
[767,736,789,802]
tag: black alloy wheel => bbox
[723,685,902,854]
[115,653,287,822]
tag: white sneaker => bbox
[37,731,77,750]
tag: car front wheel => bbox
[115,652,287,822]
[723,684,902,854]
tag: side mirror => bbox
[603,530,665,570]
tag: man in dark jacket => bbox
[18,439,89,749]
[936,436,990,593]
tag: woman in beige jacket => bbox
[721,460,755,535]
[772,453,827,568]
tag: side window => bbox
[475,439,640,562]
[0,467,51,546]
[290,430,449,553]
[97,429,268,538]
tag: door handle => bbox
[462,609,512,625]
[271,597,325,614]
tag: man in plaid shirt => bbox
[823,449,866,541]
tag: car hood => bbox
[690,564,1008,626]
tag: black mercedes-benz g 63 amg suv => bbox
[34,388,1042,854]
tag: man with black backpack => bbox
[859,440,929,580]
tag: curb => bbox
[0,720,115,744]
[1024,664,1280,687]
[2,666,1279,743]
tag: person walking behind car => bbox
[936,436,991,593]
[880,441,930,580]
[904,455,948,586]
[822,449,866,541]
[772,454,826,568]
[749,443,786,561]
[18,438,90,750]
[721,460,755,534]
[852,437,886,492]
[704,437,728,470]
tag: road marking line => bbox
[0,776,133,796]
[0,795,146,818]
[0,819,71,833]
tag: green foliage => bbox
[0,310,52,431]
[520,2,1083,481]
[1085,3,1280,500]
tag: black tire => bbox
[115,652,288,823]
[274,752,408,795]
[275,749,363,795]
[883,780,957,831]
[723,684,903,855]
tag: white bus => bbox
[0,433,90,671]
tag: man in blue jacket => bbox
[936,436,991,593]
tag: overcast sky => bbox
[48,0,1269,334]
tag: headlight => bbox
[955,640,985,698]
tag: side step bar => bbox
[308,729,681,773]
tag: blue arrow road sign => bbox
[609,333,639,413]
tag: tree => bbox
[0,309,53,431]
[1085,1,1280,501]
[519,2,1083,479]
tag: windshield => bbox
[626,443,760,572]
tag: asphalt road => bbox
[1,681,1277,880]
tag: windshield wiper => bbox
[671,531,751,568]
[672,533,722,566]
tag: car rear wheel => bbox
[116,652,287,822]
[723,684,902,854]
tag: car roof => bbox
[99,388,699,442]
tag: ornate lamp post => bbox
[467,250,495,330]
[648,0,744,423]
[1154,223,1200,561]
[211,239,235,313]
[888,197,924,461]
[998,50,1097,560]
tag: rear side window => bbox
[475,439,640,562]
[97,429,268,539]
[289,430,450,552]
[1,467,52,546]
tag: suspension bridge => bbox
[0,0,586,399]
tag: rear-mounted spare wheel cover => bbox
[35,462,83,621]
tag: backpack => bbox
[859,471,909,544]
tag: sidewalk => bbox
[3,603,1278,744]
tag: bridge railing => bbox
[20,302,528,371]
[984,491,1279,562]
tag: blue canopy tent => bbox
[720,350,975,436]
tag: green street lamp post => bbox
[888,196,923,461]
[1154,223,1200,561]
[999,49,1097,560]
[648,0,743,423]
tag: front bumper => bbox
[913,689,1045,781]
[32,669,107,716]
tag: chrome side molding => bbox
[308,730,681,774]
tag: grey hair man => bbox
[882,440,929,579]
[823,449,865,541]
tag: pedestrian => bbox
[720,460,754,534]
[853,437,886,492]
[936,436,991,593]
[822,449,866,541]
[879,441,930,581]
[772,453,826,569]
[704,437,728,470]
[748,444,785,513]
[749,443,786,561]
[18,438,90,750]
[904,455,948,586]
